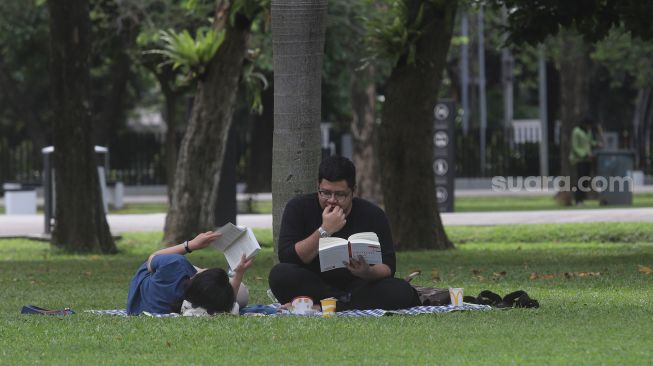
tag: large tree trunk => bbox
[632,87,652,169]
[48,0,116,253]
[643,89,653,171]
[157,67,184,202]
[379,0,457,250]
[142,62,186,202]
[92,18,138,147]
[350,65,383,205]
[163,4,251,244]
[557,29,590,178]
[271,0,328,257]
[245,80,273,193]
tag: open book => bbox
[318,232,382,272]
[211,222,261,269]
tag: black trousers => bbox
[574,161,592,203]
[268,262,421,311]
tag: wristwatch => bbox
[318,227,330,238]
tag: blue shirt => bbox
[126,254,197,315]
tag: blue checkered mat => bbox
[85,309,179,317]
[336,303,491,317]
[86,303,490,317]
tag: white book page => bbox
[348,232,379,242]
[318,243,349,272]
[349,241,382,265]
[223,227,260,269]
[318,237,348,250]
[212,222,245,251]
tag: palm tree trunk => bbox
[271,0,328,258]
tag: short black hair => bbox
[318,156,356,189]
[183,268,234,314]
[579,116,595,127]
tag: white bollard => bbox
[113,182,124,209]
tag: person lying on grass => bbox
[127,231,253,315]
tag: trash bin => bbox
[3,183,37,215]
[594,150,635,205]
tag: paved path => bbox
[2,208,653,238]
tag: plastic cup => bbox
[320,297,337,317]
[449,288,464,306]
[291,296,313,315]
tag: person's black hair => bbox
[173,268,234,314]
[578,116,595,127]
[318,156,356,189]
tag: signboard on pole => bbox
[433,100,455,212]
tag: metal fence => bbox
[0,139,42,187]
[1,128,563,192]
[105,132,168,185]
[454,126,560,177]
[0,132,169,190]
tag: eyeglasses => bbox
[318,189,350,202]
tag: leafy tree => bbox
[0,0,51,157]
[88,0,141,147]
[325,0,384,205]
[592,28,653,169]
[368,0,458,250]
[130,0,216,200]
[498,0,653,45]
[495,0,653,178]
[163,0,268,244]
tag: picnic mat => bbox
[85,303,491,318]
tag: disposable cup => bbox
[291,296,313,315]
[449,288,464,306]
[320,297,337,317]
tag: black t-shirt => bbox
[277,193,396,288]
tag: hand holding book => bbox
[345,255,374,278]
[211,222,261,269]
[318,232,382,272]
[188,231,220,251]
[233,252,255,275]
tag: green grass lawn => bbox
[1,223,652,364]
[455,192,653,212]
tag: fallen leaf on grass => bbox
[166,341,172,348]
[529,272,556,280]
[531,271,600,280]
[404,270,422,282]
[564,271,601,278]
[254,276,263,281]
[431,270,440,281]
[638,265,653,275]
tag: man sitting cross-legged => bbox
[268,156,420,311]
